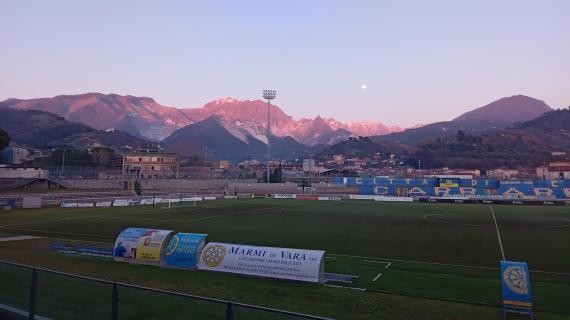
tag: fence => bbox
[0,260,333,320]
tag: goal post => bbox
[161,193,200,209]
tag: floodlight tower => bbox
[262,89,276,183]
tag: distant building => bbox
[1,145,44,165]
[332,155,345,165]
[213,160,231,170]
[488,168,520,179]
[536,161,570,180]
[122,149,179,178]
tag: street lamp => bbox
[262,89,276,183]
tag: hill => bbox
[453,95,551,124]
[373,95,552,146]
[0,107,149,150]
[161,116,307,161]
[406,108,570,168]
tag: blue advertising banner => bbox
[165,233,207,269]
[501,260,532,308]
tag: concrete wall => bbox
[48,178,357,195]
[0,167,48,179]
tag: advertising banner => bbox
[165,233,207,269]
[296,195,318,201]
[113,228,148,262]
[181,196,203,202]
[77,202,94,208]
[140,198,155,205]
[60,202,78,208]
[348,195,377,200]
[501,261,532,308]
[135,229,174,263]
[113,199,130,207]
[273,194,297,199]
[204,196,217,201]
[373,196,413,202]
[95,200,112,207]
[198,242,325,283]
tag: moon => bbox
[361,84,367,90]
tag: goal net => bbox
[161,193,202,209]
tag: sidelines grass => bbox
[0,199,569,319]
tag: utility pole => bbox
[61,149,66,178]
[262,90,276,184]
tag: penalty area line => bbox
[372,273,383,282]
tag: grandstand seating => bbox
[343,177,570,199]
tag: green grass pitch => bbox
[0,199,569,319]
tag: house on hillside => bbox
[536,161,570,180]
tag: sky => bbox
[1,1,569,127]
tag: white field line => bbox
[3,233,569,276]
[0,214,114,228]
[423,212,570,229]
[0,227,115,239]
[323,284,366,291]
[327,253,570,276]
[0,235,42,242]
[48,237,113,245]
[329,253,499,270]
[372,273,383,282]
[325,257,338,260]
[490,206,506,261]
[363,260,391,269]
[182,207,284,222]
[422,213,493,228]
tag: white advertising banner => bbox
[95,200,112,207]
[139,198,154,205]
[317,196,330,201]
[373,196,413,202]
[348,195,377,200]
[197,242,325,283]
[60,202,78,208]
[113,199,131,207]
[181,197,203,202]
[273,194,297,199]
[204,196,217,201]
[77,202,95,208]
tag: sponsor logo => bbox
[503,266,528,295]
[165,235,179,256]
[202,245,226,267]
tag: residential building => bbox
[536,161,570,180]
[122,149,179,178]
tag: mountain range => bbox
[0,107,149,150]
[0,93,403,146]
[316,96,567,168]
[0,93,561,165]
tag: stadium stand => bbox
[335,177,570,200]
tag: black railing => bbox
[0,260,333,320]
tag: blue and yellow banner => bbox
[501,261,532,308]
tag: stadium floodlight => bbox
[262,89,277,184]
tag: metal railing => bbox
[0,260,333,320]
